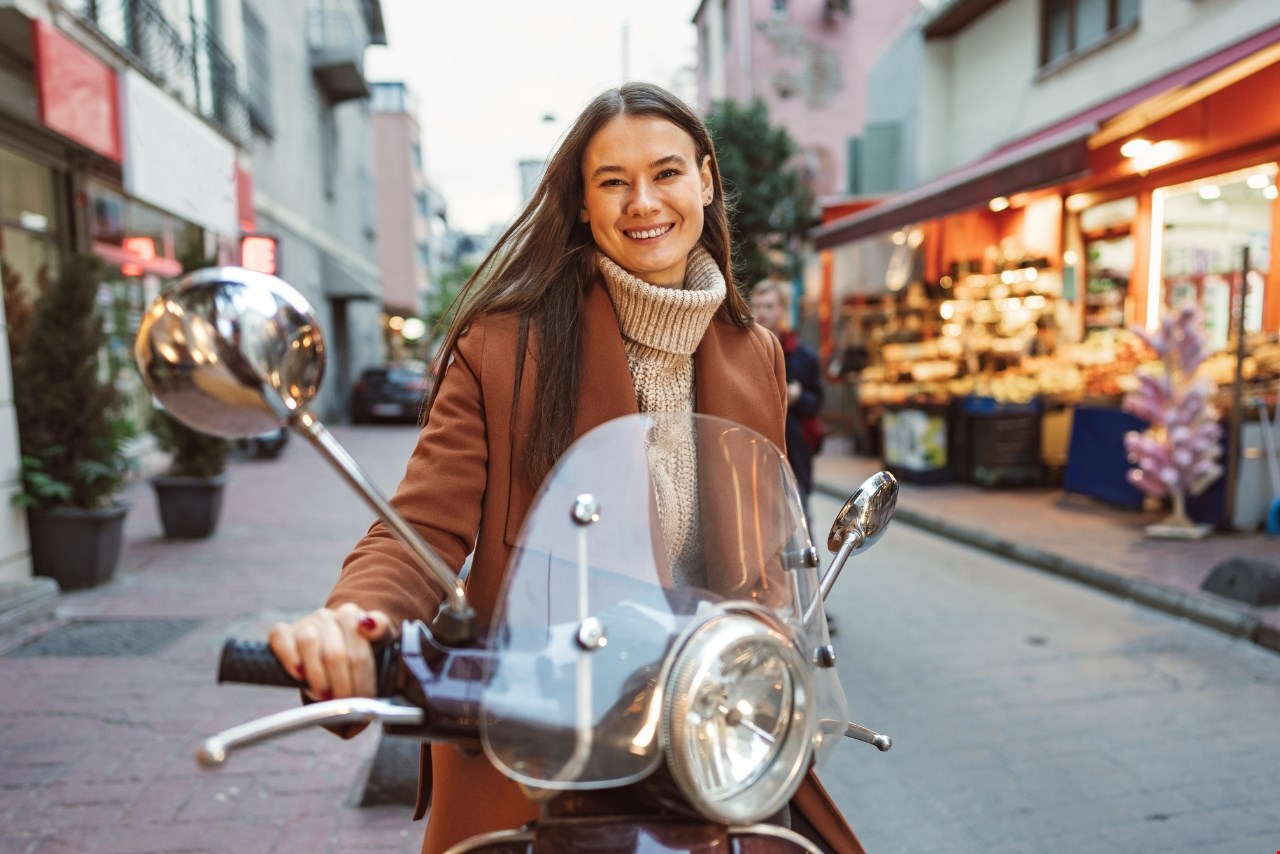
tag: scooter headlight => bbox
[663,612,814,823]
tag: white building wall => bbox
[919,0,1280,181]
[0,292,27,582]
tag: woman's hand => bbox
[268,604,394,701]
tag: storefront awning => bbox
[812,19,1280,251]
[811,123,1095,250]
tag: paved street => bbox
[811,490,1280,854]
[1,425,1278,853]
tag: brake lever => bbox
[197,698,425,767]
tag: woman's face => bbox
[580,114,712,288]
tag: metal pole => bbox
[1224,245,1249,527]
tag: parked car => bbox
[350,364,432,424]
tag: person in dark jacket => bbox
[750,278,824,522]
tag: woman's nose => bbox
[626,181,659,217]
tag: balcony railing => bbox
[72,0,250,143]
[309,3,372,103]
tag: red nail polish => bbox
[296,663,306,680]
[358,615,376,631]
[321,689,334,701]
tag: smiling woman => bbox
[265,81,858,854]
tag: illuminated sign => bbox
[240,234,279,275]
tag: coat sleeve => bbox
[325,322,491,627]
[791,345,824,419]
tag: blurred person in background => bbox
[751,278,825,524]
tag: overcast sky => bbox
[365,1,701,234]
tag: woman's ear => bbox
[700,155,713,204]
[579,207,590,223]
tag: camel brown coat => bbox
[325,280,864,854]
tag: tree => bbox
[704,99,816,290]
[1122,305,1222,535]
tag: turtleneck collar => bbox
[598,246,727,356]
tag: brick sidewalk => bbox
[814,452,1280,653]
[0,425,426,854]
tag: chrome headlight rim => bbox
[661,607,815,824]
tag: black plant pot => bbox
[28,503,130,590]
[152,474,227,539]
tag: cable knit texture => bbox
[598,247,726,585]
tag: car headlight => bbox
[662,610,814,823]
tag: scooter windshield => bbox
[481,414,845,791]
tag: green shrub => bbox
[150,406,229,477]
[13,255,136,510]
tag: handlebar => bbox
[216,638,402,698]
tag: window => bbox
[243,3,275,136]
[1041,0,1139,67]
[772,0,788,18]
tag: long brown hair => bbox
[425,82,751,480]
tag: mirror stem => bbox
[820,530,863,602]
[294,411,476,644]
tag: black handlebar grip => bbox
[217,639,305,689]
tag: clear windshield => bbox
[480,414,847,791]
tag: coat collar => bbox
[573,281,783,448]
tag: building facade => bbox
[693,0,922,197]
[0,0,386,583]
[811,0,1280,527]
[371,81,438,359]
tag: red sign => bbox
[236,163,256,232]
[240,235,279,276]
[31,20,122,163]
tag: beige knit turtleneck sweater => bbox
[598,247,726,585]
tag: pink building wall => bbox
[373,110,428,316]
[695,0,919,197]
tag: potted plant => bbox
[11,255,136,590]
[149,406,230,538]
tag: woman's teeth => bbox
[626,224,673,239]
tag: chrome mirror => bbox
[136,267,475,643]
[827,470,899,555]
[819,470,898,601]
[136,267,324,438]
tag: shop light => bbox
[891,230,907,245]
[1024,267,1039,282]
[19,211,49,232]
[1024,295,1047,310]
[1265,186,1279,200]
[402,317,428,341]
[240,235,279,275]
[388,315,405,331]
[1063,250,1079,265]
[1247,173,1272,189]
[1198,185,1222,200]
[940,301,955,320]
[939,276,953,288]
[1119,138,1152,158]
[121,236,156,277]
[988,197,1010,212]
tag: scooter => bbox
[135,267,899,853]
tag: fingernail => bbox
[296,663,306,680]
[321,689,334,701]
[358,615,376,631]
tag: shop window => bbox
[1040,0,1139,68]
[1155,165,1275,350]
[0,147,61,307]
[0,148,58,233]
[1080,197,1136,334]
